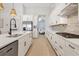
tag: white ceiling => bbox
[23,3,55,8]
[23,3,55,15]
[3,3,56,15]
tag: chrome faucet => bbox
[9,18,17,35]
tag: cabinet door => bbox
[51,34,57,49]
[48,32,52,42]
[18,37,25,56]
[24,34,29,53]
[47,32,49,39]
[28,33,32,48]
[24,33,32,54]
[51,34,66,56]
[58,3,70,15]
[54,44,63,56]
[64,41,78,56]
[18,33,32,56]
[5,41,18,56]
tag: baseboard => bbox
[46,38,58,56]
[25,43,33,56]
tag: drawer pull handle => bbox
[59,45,63,49]
[6,48,13,53]
[69,44,75,49]
[24,41,26,46]
[51,37,52,39]
[55,41,57,44]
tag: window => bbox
[23,21,33,31]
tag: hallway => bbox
[27,35,57,56]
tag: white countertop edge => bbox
[0,31,32,49]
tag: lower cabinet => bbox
[0,40,18,56]
[18,33,32,56]
[50,34,65,56]
[18,36,25,56]
[0,33,32,56]
[63,41,79,56]
[45,31,79,56]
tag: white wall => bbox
[0,3,23,33]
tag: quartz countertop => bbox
[0,31,32,49]
[57,33,79,47]
[47,29,79,48]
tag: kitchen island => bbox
[0,31,32,56]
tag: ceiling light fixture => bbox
[10,3,16,16]
[0,3,4,11]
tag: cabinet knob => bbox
[59,45,63,49]
[51,36,52,39]
[24,41,26,46]
[69,44,75,49]
[55,41,57,44]
[65,3,68,5]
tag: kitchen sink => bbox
[6,34,22,38]
[56,32,79,38]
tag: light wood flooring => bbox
[26,35,57,56]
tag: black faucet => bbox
[9,18,17,35]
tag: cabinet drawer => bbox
[69,42,79,55]
[65,41,79,55]
[0,40,18,56]
[54,44,64,56]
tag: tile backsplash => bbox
[50,13,79,35]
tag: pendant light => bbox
[0,3,4,11]
[10,3,16,16]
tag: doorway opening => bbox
[37,15,45,35]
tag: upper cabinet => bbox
[51,3,70,16]
[58,3,78,17]
[48,3,68,26]
[48,3,78,26]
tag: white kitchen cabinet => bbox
[25,33,32,53]
[59,3,78,17]
[45,30,64,56]
[52,34,79,56]
[53,3,69,16]
[56,3,69,16]
[45,29,79,56]
[18,36,25,56]
[23,34,29,55]
[52,34,66,56]
[18,32,32,56]
[63,41,78,56]
[51,34,55,48]
[46,31,52,43]
[54,43,64,56]
[48,3,69,26]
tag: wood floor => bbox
[27,35,57,56]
